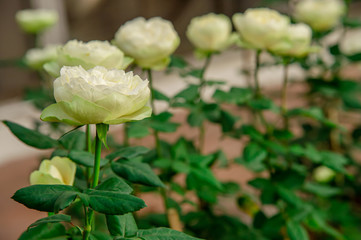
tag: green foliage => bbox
[3,120,59,149]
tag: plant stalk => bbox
[147,69,162,157]
[83,126,103,239]
[281,62,289,130]
[198,54,212,154]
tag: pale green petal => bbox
[30,171,64,185]
[121,56,134,69]
[43,61,61,78]
[104,106,152,124]
[137,57,171,71]
[59,95,112,124]
[41,103,83,126]
[38,160,64,182]
[50,157,76,186]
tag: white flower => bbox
[15,9,58,34]
[30,157,76,185]
[294,0,346,32]
[340,28,361,55]
[41,66,151,125]
[269,23,318,57]
[232,8,290,50]
[186,13,233,52]
[114,17,180,70]
[24,45,58,70]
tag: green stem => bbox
[147,69,162,157]
[253,50,271,133]
[83,126,103,239]
[92,128,102,188]
[85,125,92,185]
[123,123,129,147]
[254,50,262,98]
[198,54,212,153]
[281,62,289,130]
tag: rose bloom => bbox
[340,28,361,55]
[24,45,58,70]
[186,13,233,52]
[232,8,290,50]
[15,9,58,34]
[268,23,317,58]
[41,66,151,125]
[294,0,346,32]
[30,157,76,185]
[114,17,180,70]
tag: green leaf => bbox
[3,120,58,149]
[248,98,275,110]
[320,151,348,173]
[286,221,309,240]
[243,143,267,163]
[68,150,108,167]
[187,110,205,127]
[106,146,150,160]
[186,69,203,79]
[189,166,223,190]
[153,89,170,101]
[58,129,86,151]
[28,214,71,229]
[127,121,150,138]
[174,85,199,102]
[303,182,341,197]
[12,185,78,212]
[19,223,67,240]
[87,189,146,215]
[149,114,179,132]
[168,55,188,69]
[96,123,109,148]
[111,161,165,188]
[54,190,79,213]
[106,213,138,237]
[277,186,303,207]
[137,227,202,240]
[96,177,133,194]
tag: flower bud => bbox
[15,9,58,34]
[41,66,151,125]
[269,23,318,57]
[340,28,361,55]
[30,156,76,185]
[24,45,58,70]
[313,166,336,183]
[294,0,346,32]
[186,13,233,52]
[114,17,180,70]
[232,8,290,50]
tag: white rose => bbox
[41,66,151,125]
[114,17,180,70]
[269,23,317,57]
[340,28,361,55]
[186,13,233,52]
[15,9,58,34]
[232,8,290,50]
[24,45,58,70]
[294,0,346,32]
[30,157,76,185]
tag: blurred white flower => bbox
[15,9,58,34]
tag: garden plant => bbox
[3,0,361,239]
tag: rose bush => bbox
[30,156,76,185]
[41,66,151,125]
[186,13,233,53]
[294,0,345,32]
[114,17,180,70]
[232,8,290,50]
[15,9,58,34]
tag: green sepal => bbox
[96,123,109,148]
